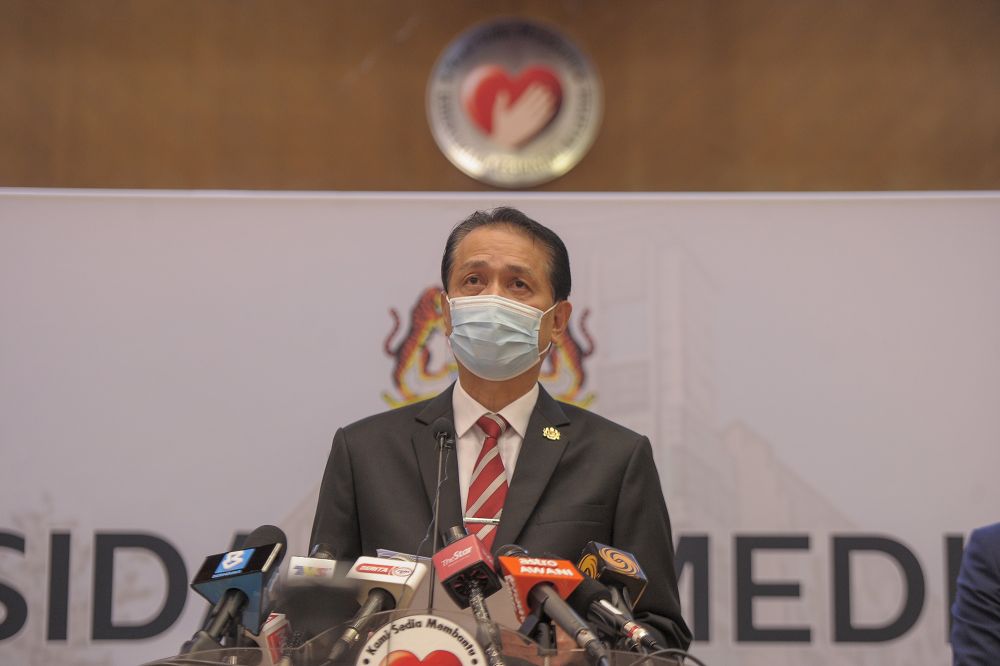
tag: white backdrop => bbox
[1,190,998,666]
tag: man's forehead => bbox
[453,224,550,261]
[455,257,537,275]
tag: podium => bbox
[140,609,687,666]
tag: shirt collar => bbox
[452,379,540,439]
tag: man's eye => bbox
[465,275,481,285]
[512,279,529,290]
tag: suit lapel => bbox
[412,385,464,539]
[492,386,571,551]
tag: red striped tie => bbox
[465,414,509,550]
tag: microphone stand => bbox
[428,429,453,609]
[468,583,505,666]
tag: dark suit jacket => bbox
[311,383,692,649]
[952,522,1000,665]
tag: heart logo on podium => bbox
[461,65,563,148]
[381,650,464,666]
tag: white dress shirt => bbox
[451,379,540,512]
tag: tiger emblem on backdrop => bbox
[382,287,595,408]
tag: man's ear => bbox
[440,291,453,336]
[551,300,573,338]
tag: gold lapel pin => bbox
[542,426,561,441]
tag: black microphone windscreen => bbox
[494,544,528,569]
[431,417,456,447]
[495,543,528,557]
[567,575,612,614]
[243,525,288,552]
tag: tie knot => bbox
[476,413,508,440]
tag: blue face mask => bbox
[447,294,557,382]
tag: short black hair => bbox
[441,207,571,302]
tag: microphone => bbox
[574,542,661,652]
[323,555,428,664]
[496,545,609,666]
[433,526,504,666]
[434,526,503,607]
[276,548,357,650]
[567,576,662,653]
[271,547,354,666]
[428,416,455,609]
[183,525,288,654]
[432,416,456,451]
[285,553,348,588]
[577,541,648,609]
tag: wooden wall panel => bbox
[1,0,997,190]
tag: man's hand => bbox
[490,83,557,149]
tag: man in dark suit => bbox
[311,207,691,649]
[952,522,1000,665]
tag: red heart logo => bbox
[380,650,464,666]
[461,65,563,147]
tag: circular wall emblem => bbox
[355,614,486,666]
[427,19,603,188]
